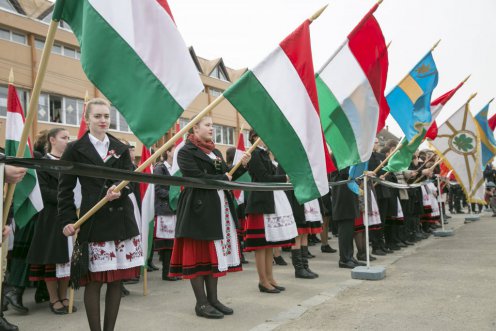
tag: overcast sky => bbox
[169,0,496,138]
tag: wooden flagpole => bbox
[73,5,329,230]
[2,20,59,227]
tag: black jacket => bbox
[58,133,139,243]
[27,155,69,264]
[174,141,246,240]
[367,152,392,200]
[153,162,174,216]
[330,166,360,221]
[245,148,287,215]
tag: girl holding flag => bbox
[169,116,251,319]
[60,98,143,331]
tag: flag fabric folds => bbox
[385,82,463,172]
[474,102,496,166]
[53,0,204,147]
[232,131,251,204]
[224,20,333,203]
[5,85,43,228]
[429,102,485,203]
[316,3,389,170]
[139,146,155,262]
[387,52,439,143]
[425,80,467,140]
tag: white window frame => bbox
[0,27,27,45]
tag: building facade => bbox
[0,0,251,161]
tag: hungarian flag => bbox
[168,123,185,211]
[425,80,467,140]
[77,100,87,139]
[316,3,389,170]
[224,20,334,203]
[5,85,43,228]
[53,0,204,147]
[384,83,462,172]
[139,145,155,262]
[429,101,485,204]
[232,131,251,204]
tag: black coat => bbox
[174,141,246,241]
[367,152,392,200]
[153,162,174,216]
[58,133,140,243]
[27,155,69,264]
[330,167,360,221]
[245,148,287,215]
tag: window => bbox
[0,28,10,40]
[109,106,117,130]
[0,28,27,45]
[34,38,44,49]
[49,95,62,123]
[63,47,76,58]
[118,112,129,132]
[11,32,26,44]
[38,93,49,122]
[0,86,29,117]
[0,86,7,117]
[209,87,222,97]
[64,97,78,125]
[52,43,62,54]
[213,124,235,145]
[243,129,252,147]
[75,50,81,60]
[0,0,15,12]
[209,65,229,81]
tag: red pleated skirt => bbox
[243,214,295,252]
[168,238,242,279]
[297,222,323,235]
[79,267,140,286]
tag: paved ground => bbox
[7,212,495,331]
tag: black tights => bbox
[189,275,219,306]
[84,281,122,331]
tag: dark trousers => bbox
[337,219,354,262]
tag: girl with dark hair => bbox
[244,130,297,293]
[27,128,73,314]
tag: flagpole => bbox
[228,138,261,176]
[437,176,445,231]
[73,5,331,229]
[143,268,148,296]
[413,158,443,184]
[364,176,371,269]
[373,137,404,174]
[316,2,384,75]
[2,19,59,226]
[74,94,226,229]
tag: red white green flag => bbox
[224,20,334,203]
[5,85,43,228]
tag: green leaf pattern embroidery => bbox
[453,134,474,153]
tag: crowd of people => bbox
[0,98,489,330]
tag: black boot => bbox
[273,255,288,266]
[301,246,315,259]
[0,313,18,331]
[34,281,49,304]
[5,287,28,315]
[0,284,16,330]
[301,250,319,278]
[291,249,316,279]
[161,250,179,281]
